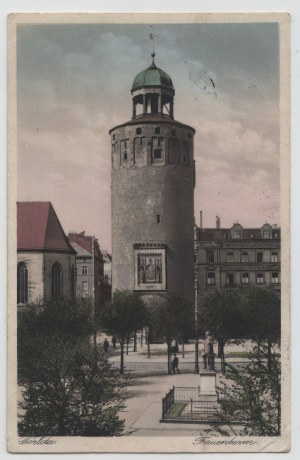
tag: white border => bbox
[1,1,299,459]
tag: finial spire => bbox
[149,27,158,68]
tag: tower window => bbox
[124,151,128,160]
[188,132,192,139]
[153,149,161,159]
[156,214,160,223]
[155,127,160,134]
[136,127,142,135]
[172,129,176,136]
[112,134,115,140]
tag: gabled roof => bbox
[68,232,103,260]
[17,202,76,253]
[70,242,91,257]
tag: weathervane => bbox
[149,26,159,63]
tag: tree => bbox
[209,344,281,436]
[156,294,194,374]
[18,298,127,436]
[239,286,280,371]
[199,287,281,373]
[199,290,244,373]
[100,290,148,374]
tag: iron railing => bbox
[162,386,175,418]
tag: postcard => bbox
[7,12,290,453]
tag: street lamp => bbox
[194,271,199,373]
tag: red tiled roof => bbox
[17,202,76,253]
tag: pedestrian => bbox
[103,338,109,353]
[112,336,117,349]
[172,354,180,374]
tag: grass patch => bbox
[227,351,249,358]
[166,402,186,418]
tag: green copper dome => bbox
[131,59,174,93]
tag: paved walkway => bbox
[101,340,250,436]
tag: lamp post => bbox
[194,271,199,373]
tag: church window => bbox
[155,127,160,134]
[71,264,75,298]
[17,262,28,304]
[124,151,128,160]
[136,127,142,134]
[156,214,160,223]
[51,262,62,298]
[188,132,192,139]
[112,134,115,140]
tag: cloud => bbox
[17,23,280,247]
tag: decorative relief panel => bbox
[134,246,166,290]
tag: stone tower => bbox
[110,53,195,303]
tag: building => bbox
[68,232,109,314]
[194,217,281,302]
[110,52,195,302]
[17,202,76,304]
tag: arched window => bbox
[51,262,62,298]
[70,264,75,299]
[17,262,28,303]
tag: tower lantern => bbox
[110,54,195,303]
[131,53,175,119]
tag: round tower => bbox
[110,54,195,302]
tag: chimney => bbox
[200,211,203,229]
[216,216,221,229]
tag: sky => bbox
[17,22,280,251]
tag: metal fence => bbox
[161,385,222,421]
[162,386,175,418]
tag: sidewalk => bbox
[102,340,249,436]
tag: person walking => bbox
[172,354,180,374]
[112,336,117,349]
[103,338,109,353]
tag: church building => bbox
[110,53,195,302]
[17,202,76,304]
